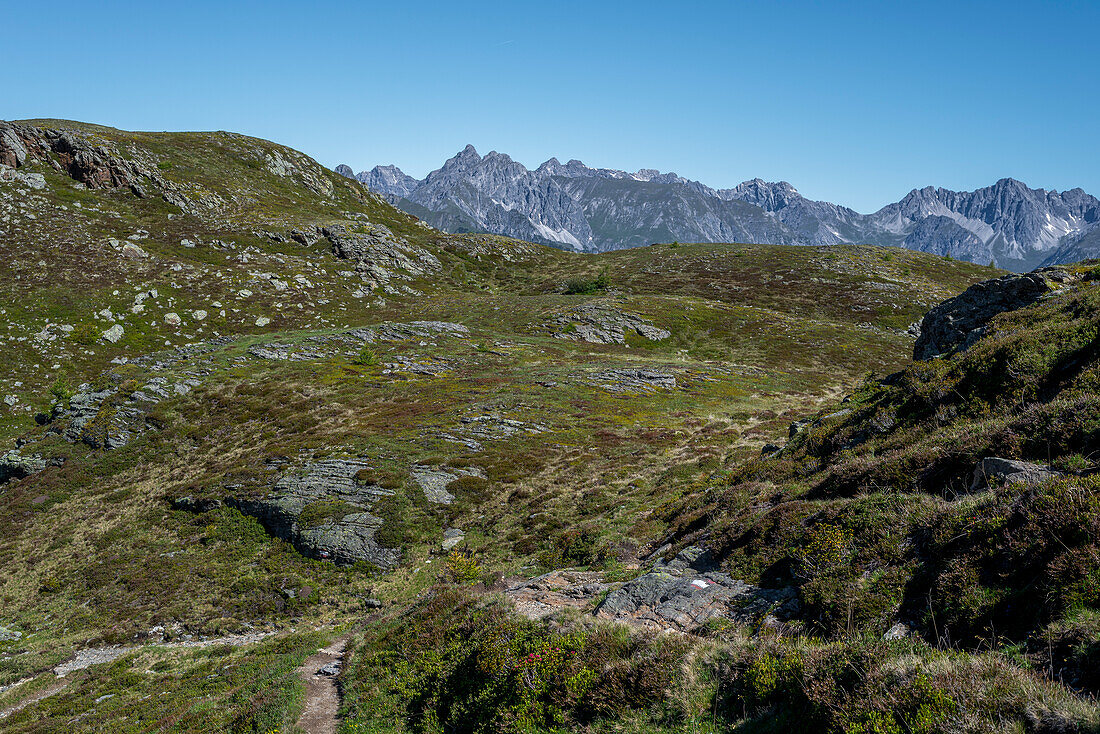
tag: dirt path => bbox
[295,639,346,734]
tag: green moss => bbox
[299,499,359,528]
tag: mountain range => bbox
[338,148,1100,271]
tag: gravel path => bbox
[295,639,346,734]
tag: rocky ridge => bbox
[341,146,1100,269]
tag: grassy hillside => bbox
[0,119,1061,732]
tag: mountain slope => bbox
[346,148,1100,269]
[3,119,1096,732]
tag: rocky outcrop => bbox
[248,321,468,363]
[970,457,1062,491]
[506,547,800,634]
[0,123,28,168]
[0,450,49,485]
[507,570,612,620]
[410,465,486,504]
[321,224,440,289]
[0,166,45,189]
[0,121,148,193]
[587,368,676,393]
[594,547,799,632]
[229,458,400,569]
[56,377,199,450]
[913,267,1080,360]
[548,304,670,345]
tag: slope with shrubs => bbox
[335,267,1100,733]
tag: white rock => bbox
[255,316,271,327]
[192,309,207,321]
[102,324,124,343]
[164,312,182,327]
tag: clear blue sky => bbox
[2,0,1097,212]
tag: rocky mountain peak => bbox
[424,145,482,177]
[356,164,420,199]
[482,150,516,165]
[721,178,802,210]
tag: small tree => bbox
[49,377,74,404]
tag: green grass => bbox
[0,633,328,733]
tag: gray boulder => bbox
[788,419,812,438]
[914,268,1079,360]
[441,528,465,551]
[317,661,341,676]
[970,457,1061,491]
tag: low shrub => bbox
[563,268,610,295]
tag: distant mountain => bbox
[338,148,1100,269]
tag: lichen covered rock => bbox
[914,267,1081,360]
[229,458,400,569]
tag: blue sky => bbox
[2,0,1096,212]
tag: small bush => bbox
[446,548,482,584]
[69,322,100,345]
[49,377,74,404]
[353,347,380,366]
[563,268,610,295]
